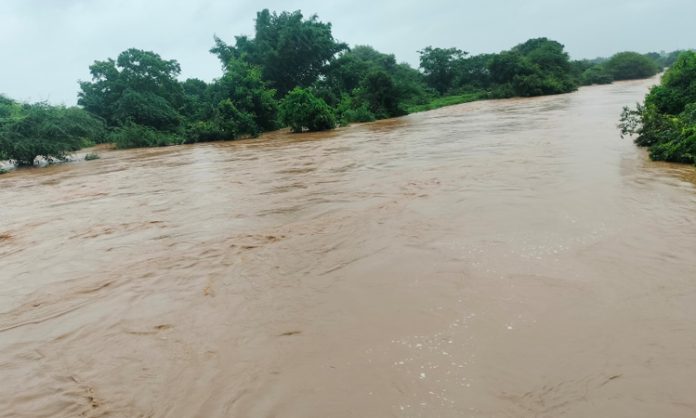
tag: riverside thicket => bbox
[1,9,686,168]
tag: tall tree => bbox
[211,9,347,96]
[207,58,279,134]
[78,49,184,130]
[358,70,406,119]
[418,47,467,94]
[488,38,577,97]
[316,45,426,122]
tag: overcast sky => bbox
[1,0,694,105]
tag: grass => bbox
[406,92,484,114]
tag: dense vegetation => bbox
[280,88,336,132]
[620,51,696,165]
[604,52,660,81]
[0,96,104,166]
[414,38,579,98]
[1,8,688,169]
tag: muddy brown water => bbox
[1,77,696,418]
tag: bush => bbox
[84,153,101,160]
[580,65,613,85]
[605,52,659,81]
[280,88,336,133]
[185,120,229,142]
[619,51,696,165]
[336,94,375,126]
[0,102,105,166]
[487,39,578,97]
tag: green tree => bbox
[357,70,406,119]
[0,102,105,166]
[78,49,184,130]
[280,87,336,132]
[619,51,696,165]
[181,78,215,122]
[112,89,181,131]
[453,54,495,90]
[211,9,347,96]
[316,45,427,123]
[514,38,572,76]
[604,52,659,81]
[488,38,577,97]
[418,47,467,94]
[645,51,696,115]
[335,94,375,125]
[580,65,613,85]
[321,46,385,100]
[179,62,280,143]
[488,51,534,85]
[208,58,279,134]
[660,50,688,68]
[314,50,376,121]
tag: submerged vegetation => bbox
[0,96,104,166]
[0,8,689,168]
[280,88,336,133]
[620,51,696,165]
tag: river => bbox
[1,77,695,418]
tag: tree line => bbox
[0,9,687,168]
[620,51,696,165]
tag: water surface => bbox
[1,77,695,417]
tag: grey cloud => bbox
[1,0,694,104]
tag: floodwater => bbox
[1,77,696,418]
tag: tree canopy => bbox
[419,47,468,94]
[78,48,184,131]
[0,99,104,165]
[604,52,659,81]
[314,45,423,123]
[620,51,696,164]
[280,87,336,133]
[488,38,578,97]
[211,9,347,96]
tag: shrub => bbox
[280,88,336,133]
[335,94,375,126]
[185,120,229,142]
[0,103,105,166]
[619,51,696,165]
[580,65,614,85]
